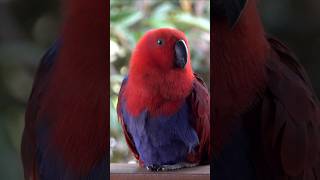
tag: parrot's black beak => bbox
[174,40,188,69]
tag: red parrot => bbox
[117,28,210,171]
[21,0,108,179]
[213,0,320,179]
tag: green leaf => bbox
[173,13,210,32]
[112,11,144,28]
[151,3,174,20]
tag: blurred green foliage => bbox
[110,0,210,163]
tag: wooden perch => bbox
[110,163,210,180]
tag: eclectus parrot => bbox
[117,28,211,171]
[21,0,108,179]
[213,0,320,179]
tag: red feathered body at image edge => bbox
[213,0,320,179]
[117,28,211,171]
[21,0,108,179]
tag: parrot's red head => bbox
[125,28,194,117]
[130,28,193,72]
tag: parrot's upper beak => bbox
[174,39,188,69]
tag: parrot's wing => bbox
[267,36,317,94]
[22,40,108,179]
[187,73,211,163]
[262,38,320,178]
[21,41,60,179]
[117,77,141,164]
[22,0,108,178]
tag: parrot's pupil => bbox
[157,39,163,45]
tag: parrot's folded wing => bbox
[22,40,108,179]
[21,41,59,179]
[117,77,141,165]
[261,38,320,178]
[267,36,317,93]
[187,73,211,163]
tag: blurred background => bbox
[110,0,210,164]
[0,0,319,179]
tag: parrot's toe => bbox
[159,162,199,171]
[146,164,162,171]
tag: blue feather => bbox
[30,42,108,180]
[120,77,199,166]
[35,116,107,180]
[213,120,257,180]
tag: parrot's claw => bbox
[160,162,198,171]
[146,165,162,171]
[146,162,198,171]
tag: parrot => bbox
[21,0,108,179]
[117,28,211,171]
[212,0,320,179]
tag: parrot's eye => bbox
[157,39,164,46]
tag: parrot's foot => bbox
[146,162,198,171]
[160,162,198,171]
[146,164,162,171]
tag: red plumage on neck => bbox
[125,28,194,117]
[39,0,107,173]
[213,0,270,153]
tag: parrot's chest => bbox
[213,122,257,180]
[122,101,199,166]
[213,104,262,180]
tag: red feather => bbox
[187,74,211,163]
[213,0,320,179]
[117,28,211,167]
[117,74,211,165]
[124,29,194,117]
[21,0,107,178]
[44,0,107,172]
[117,78,142,165]
[213,0,269,155]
